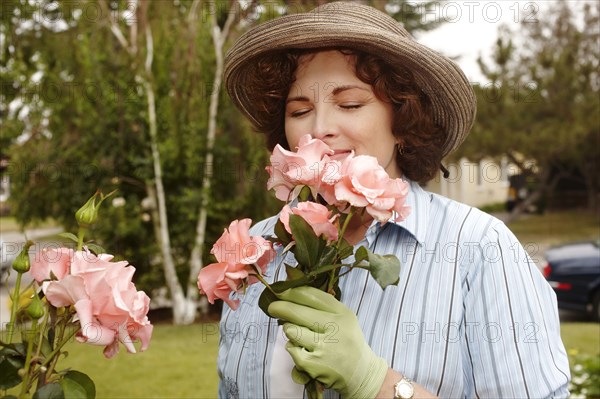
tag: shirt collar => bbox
[291,180,429,247]
[374,180,429,245]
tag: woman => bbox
[218,3,570,398]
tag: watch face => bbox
[396,381,414,398]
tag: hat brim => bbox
[224,3,476,158]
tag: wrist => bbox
[394,376,414,399]
[376,369,438,399]
[346,356,388,398]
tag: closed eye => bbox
[340,103,363,110]
[289,108,311,117]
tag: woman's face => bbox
[284,50,401,179]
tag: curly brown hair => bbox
[244,48,446,183]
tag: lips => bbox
[331,149,352,155]
[329,150,352,162]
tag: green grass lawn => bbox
[59,324,220,398]
[561,322,600,356]
[507,210,600,247]
[26,321,594,398]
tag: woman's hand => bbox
[268,286,388,398]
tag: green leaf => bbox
[314,273,330,293]
[274,278,317,292]
[257,278,314,317]
[285,264,304,280]
[337,238,354,260]
[274,219,292,247]
[85,243,105,256]
[309,263,342,276]
[316,246,337,269]
[60,370,96,399]
[0,343,26,358]
[60,378,87,399]
[58,232,79,243]
[0,358,22,390]
[298,185,312,202]
[33,382,64,399]
[289,215,325,271]
[367,250,401,289]
[258,288,279,318]
[354,246,369,264]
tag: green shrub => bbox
[569,351,600,398]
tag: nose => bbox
[311,108,337,141]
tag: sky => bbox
[413,1,587,84]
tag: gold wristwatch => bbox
[394,377,414,399]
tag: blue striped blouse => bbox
[217,181,570,398]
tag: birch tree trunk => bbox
[102,0,251,324]
[141,13,199,325]
[102,0,194,324]
[189,0,240,318]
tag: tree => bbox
[457,0,599,219]
[3,0,451,324]
[3,0,274,324]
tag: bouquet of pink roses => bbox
[198,135,410,398]
[0,191,153,399]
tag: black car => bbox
[544,240,600,321]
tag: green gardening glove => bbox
[268,286,388,398]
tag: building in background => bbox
[426,157,516,209]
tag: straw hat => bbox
[224,1,476,157]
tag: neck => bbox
[343,212,373,245]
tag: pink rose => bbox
[210,219,275,270]
[334,154,410,223]
[198,219,276,310]
[382,179,412,222]
[197,262,251,310]
[279,202,339,242]
[30,247,74,283]
[266,134,341,201]
[44,249,153,358]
